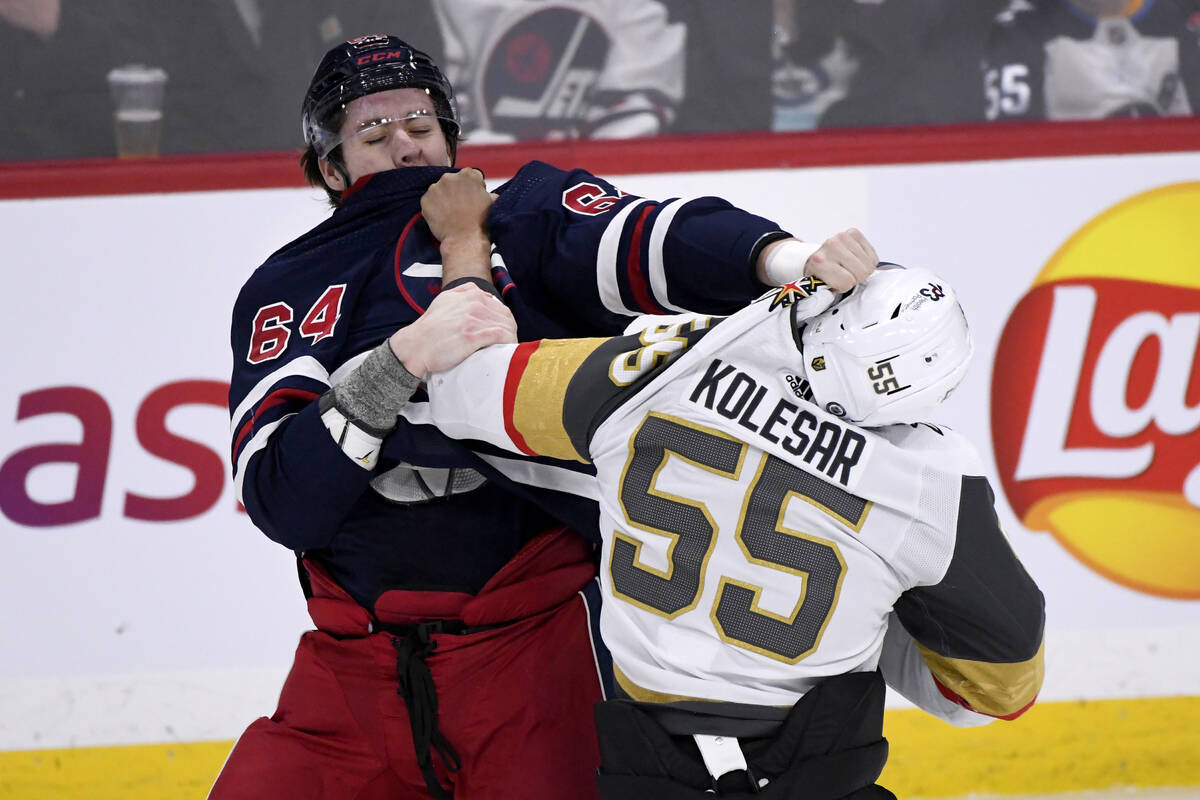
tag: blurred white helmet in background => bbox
[799,264,974,427]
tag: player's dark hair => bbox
[300,144,344,207]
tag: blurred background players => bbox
[5,0,1200,161]
[0,0,445,160]
[771,0,1010,130]
[983,0,1200,120]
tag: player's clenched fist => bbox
[421,168,492,242]
[422,168,497,285]
[757,228,879,293]
[805,228,878,292]
[389,283,517,378]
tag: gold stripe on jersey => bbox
[510,338,609,462]
[614,663,711,704]
[917,639,1046,718]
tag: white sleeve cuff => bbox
[320,404,384,470]
[762,239,821,286]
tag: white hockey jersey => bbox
[427,283,1045,723]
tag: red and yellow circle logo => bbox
[991,182,1200,598]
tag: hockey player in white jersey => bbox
[419,266,1045,799]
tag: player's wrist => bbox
[759,239,821,286]
[387,329,429,380]
[438,231,492,284]
[749,231,795,286]
[442,276,501,300]
[322,341,421,470]
[339,340,423,425]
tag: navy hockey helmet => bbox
[301,34,460,162]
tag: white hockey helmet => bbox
[799,264,974,427]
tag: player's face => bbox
[319,88,452,190]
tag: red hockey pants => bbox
[208,527,607,799]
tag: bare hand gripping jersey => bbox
[227,161,782,609]
[427,284,1046,724]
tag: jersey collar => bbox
[338,166,457,209]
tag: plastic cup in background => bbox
[105,65,168,158]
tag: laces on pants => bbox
[392,624,462,799]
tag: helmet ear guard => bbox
[301,34,460,162]
[800,265,974,427]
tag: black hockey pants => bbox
[594,671,897,800]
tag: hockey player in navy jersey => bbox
[215,33,881,800]
[421,267,1046,798]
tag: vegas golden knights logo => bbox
[768,276,826,311]
[811,356,827,371]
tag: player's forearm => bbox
[318,341,422,471]
[426,337,596,465]
[891,478,1046,721]
[422,168,495,286]
[438,230,492,285]
[755,238,819,285]
[425,345,528,455]
[755,230,878,291]
[878,613,998,728]
[489,164,778,326]
[238,403,380,551]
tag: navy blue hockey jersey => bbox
[228,161,785,609]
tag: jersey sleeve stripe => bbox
[232,387,321,459]
[234,415,292,502]
[933,677,1037,721]
[476,452,601,501]
[229,355,331,436]
[625,204,666,314]
[597,198,653,315]
[917,639,1045,719]
[503,341,541,457]
[647,198,694,313]
[510,338,608,463]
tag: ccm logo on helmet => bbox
[356,51,406,66]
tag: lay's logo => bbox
[991,182,1200,599]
